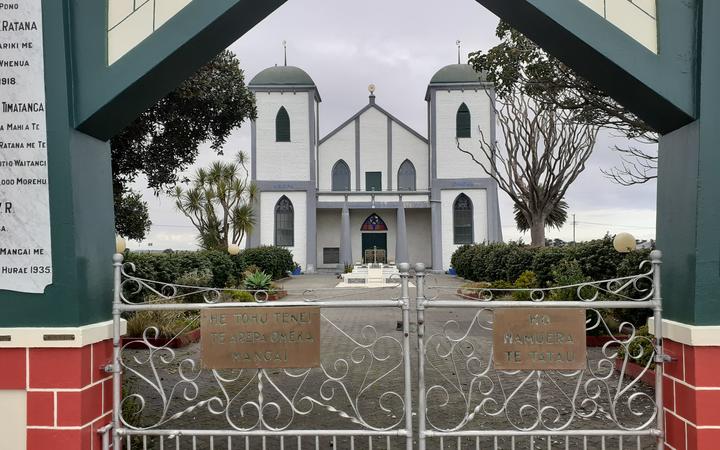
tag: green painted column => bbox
[657,1,720,326]
[0,1,115,327]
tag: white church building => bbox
[245,63,502,272]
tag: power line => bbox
[574,221,655,230]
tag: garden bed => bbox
[614,358,656,387]
[251,290,288,301]
[586,334,629,347]
[122,328,201,349]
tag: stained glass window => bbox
[275,196,294,246]
[361,213,388,231]
[453,193,473,244]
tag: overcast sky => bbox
[128,0,657,250]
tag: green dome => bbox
[249,65,316,87]
[429,64,486,85]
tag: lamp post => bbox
[227,243,241,256]
[115,236,126,254]
[613,232,636,253]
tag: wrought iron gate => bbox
[102,251,664,449]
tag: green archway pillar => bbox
[0,1,285,448]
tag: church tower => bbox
[426,64,502,270]
[246,65,321,272]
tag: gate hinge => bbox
[103,364,116,373]
[655,353,674,363]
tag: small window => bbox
[323,248,340,264]
[397,159,416,191]
[276,106,290,142]
[332,160,351,191]
[274,196,294,246]
[456,103,471,138]
[453,193,473,244]
[365,172,382,191]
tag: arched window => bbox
[453,194,473,244]
[397,159,416,191]
[361,213,388,231]
[276,107,290,142]
[274,196,294,246]
[456,103,471,138]
[331,160,351,191]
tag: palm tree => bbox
[173,152,256,251]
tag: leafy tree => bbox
[469,21,657,185]
[457,94,599,247]
[114,190,152,241]
[173,153,256,251]
[111,50,257,239]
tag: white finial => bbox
[282,40,287,66]
[368,84,376,94]
[456,40,462,64]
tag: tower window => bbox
[274,196,294,246]
[453,193,473,244]
[332,160,351,191]
[276,106,291,142]
[397,159,416,191]
[456,103,471,138]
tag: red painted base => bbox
[662,339,720,450]
[0,339,114,450]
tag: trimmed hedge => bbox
[123,246,294,288]
[451,237,651,286]
[238,246,294,280]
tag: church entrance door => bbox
[362,232,387,264]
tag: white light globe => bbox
[613,232,636,253]
[228,244,241,256]
[115,236,126,253]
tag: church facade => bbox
[246,63,502,272]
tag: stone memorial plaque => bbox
[493,308,586,370]
[201,307,321,369]
[0,0,52,293]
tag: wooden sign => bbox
[492,308,586,370]
[201,307,321,369]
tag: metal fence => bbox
[101,251,665,449]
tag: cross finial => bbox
[283,40,287,66]
[456,40,462,64]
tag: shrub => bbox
[237,246,294,280]
[490,280,514,299]
[227,290,255,302]
[175,269,213,303]
[549,259,587,300]
[125,299,199,338]
[512,271,538,301]
[243,271,273,291]
[450,239,650,288]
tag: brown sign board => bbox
[201,307,321,369]
[492,308,586,371]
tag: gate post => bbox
[111,254,123,450]
[414,263,427,450]
[398,262,414,450]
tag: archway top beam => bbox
[475,0,697,134]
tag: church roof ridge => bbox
[319,102,428,146]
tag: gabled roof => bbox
[319,100,428,145]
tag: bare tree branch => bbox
[458,93,599,246]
